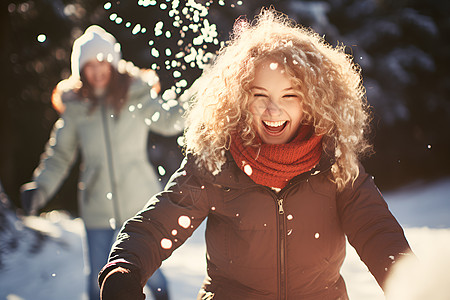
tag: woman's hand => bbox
[100,266,145,300]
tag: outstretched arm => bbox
[99,157,211,298]
[337,164,413,289]
[128,73,187,137]
[21,96,80,214]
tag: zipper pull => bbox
[277,198,284,214]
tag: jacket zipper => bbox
[277,196,287,300]
[101,103,122,227]
[261,165,331,299]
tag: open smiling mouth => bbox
[262,120,288,135]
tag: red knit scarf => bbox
[229,125,323,189]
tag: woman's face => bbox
[82,59,112,90]
[249,60,304,144]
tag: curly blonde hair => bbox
[184,8,372,190]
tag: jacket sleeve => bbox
[106,157,212,286]
[128,77,185,137]
[336,164,413,289]
[33,98,80,202]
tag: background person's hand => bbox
[20,182,46,215]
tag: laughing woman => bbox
[99,9,413,300]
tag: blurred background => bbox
[1,0,449,216]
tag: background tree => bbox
[324,0,450,189]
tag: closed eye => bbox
[253,93,268,98]
[283,94,299,98]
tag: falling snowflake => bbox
[243,164,253,176]
[160,238,173,249]
[269,62,278,70]
[178,215,191,228]
[104,0,243,98]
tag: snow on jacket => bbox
[106,149,412,299]
[33,77,184,229]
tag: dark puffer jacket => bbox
[103,151,411,299]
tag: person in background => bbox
[98,9,414,300]
[20,25,185,300]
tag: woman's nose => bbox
[265,100,281,116]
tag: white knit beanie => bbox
[71,25,121,78]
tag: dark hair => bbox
[77,64,132,115]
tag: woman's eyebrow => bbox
[250,86,296,92]
[250,85,267,91]
[282,87,296,92]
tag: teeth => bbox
[263,120,286,127]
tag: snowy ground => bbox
[1,178,449,300]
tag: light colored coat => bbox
[33,77,184,229]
